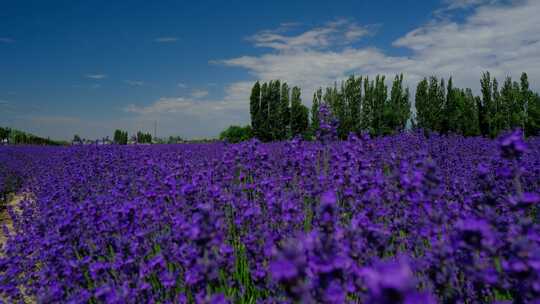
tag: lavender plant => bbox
[0,131,539,303]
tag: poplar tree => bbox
[259,82,270,141]
[490,78,505,137]
[361,76,374,133]
[249,81,261,138]
[348,76,362,134]
[385,74,410,133]
[520,72,531,133]
[372,75,387,136]
[444,77,459,134]
[269,80,281,140]
[460,88,480,136]
[415,78,429,131]
[290,86,308,137]
[526,93,540,136]
[479,72,493,136]
[311,88,322,134]
[279,82,290,140]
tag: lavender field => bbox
[1,131,540,303]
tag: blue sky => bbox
[1,0,539,140]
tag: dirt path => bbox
[0,193,36,303]
[0,193,24,252]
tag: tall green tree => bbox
[372,75,387,136]
[500,77,515,131]
[384,74,410,133]
[416,76,444,133]
[114,129,128,145]
[521,72,533,134]
[249,81,261,138]
[259,82,270,141]
[311,88,322,135]
[455,88,479,136]
[479,71,494,136]
[443,77,459,134]
[490,77,506,137]
[269,80,281,140]
[434,77,446,133]
[290,86,309,137]
[361,76,374,132]
[0,127,10,144]
[343,75,362,136]
[279,82,290,140]
[526,93,540,136]
[415,78,429,131]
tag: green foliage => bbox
[113,129,128,145]
[259,82,271,141]
[0,127,11,143]
[525,93,540,136]
[136,131,152,144]
[0,127,64,145]
[415,78,429,130]
[310,88,322,134]
[249,81,261,139]
[278,82,290,140]
[384,74,410,134]
[246,71,538,142]
[219,125,253,143]
[290,86,309,137]
[268,80,281,140]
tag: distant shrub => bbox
[219,125,253,143]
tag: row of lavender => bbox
[0,131,539,303]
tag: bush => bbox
[219,125,253,143]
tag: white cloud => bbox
[248,19,371,52]
[191,89,209,98]
[124,80,144,86]
[122,82,251,138]
[155,37,178,43]
[177,83,187,88]
[124,97,193,115]
[443,0,500,10]
[0,37,14,43]
[85,74,107,79]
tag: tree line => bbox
[415,72,539,137]
[112,129,153,145]
[250,80,309,141]
[245,72,540,142]
[0,127,66,145]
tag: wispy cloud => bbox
[443,0,501,10]
[177,82,188,88]
[247,19,372,52]
[0,37,14,43]
[191,89,209,98]
[124,80,144,86]
[85,74,107,80]
[124,97,192,115]
[155,37,178,43]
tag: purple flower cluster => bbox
[0,131,539,303]
[316,103,339,143]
